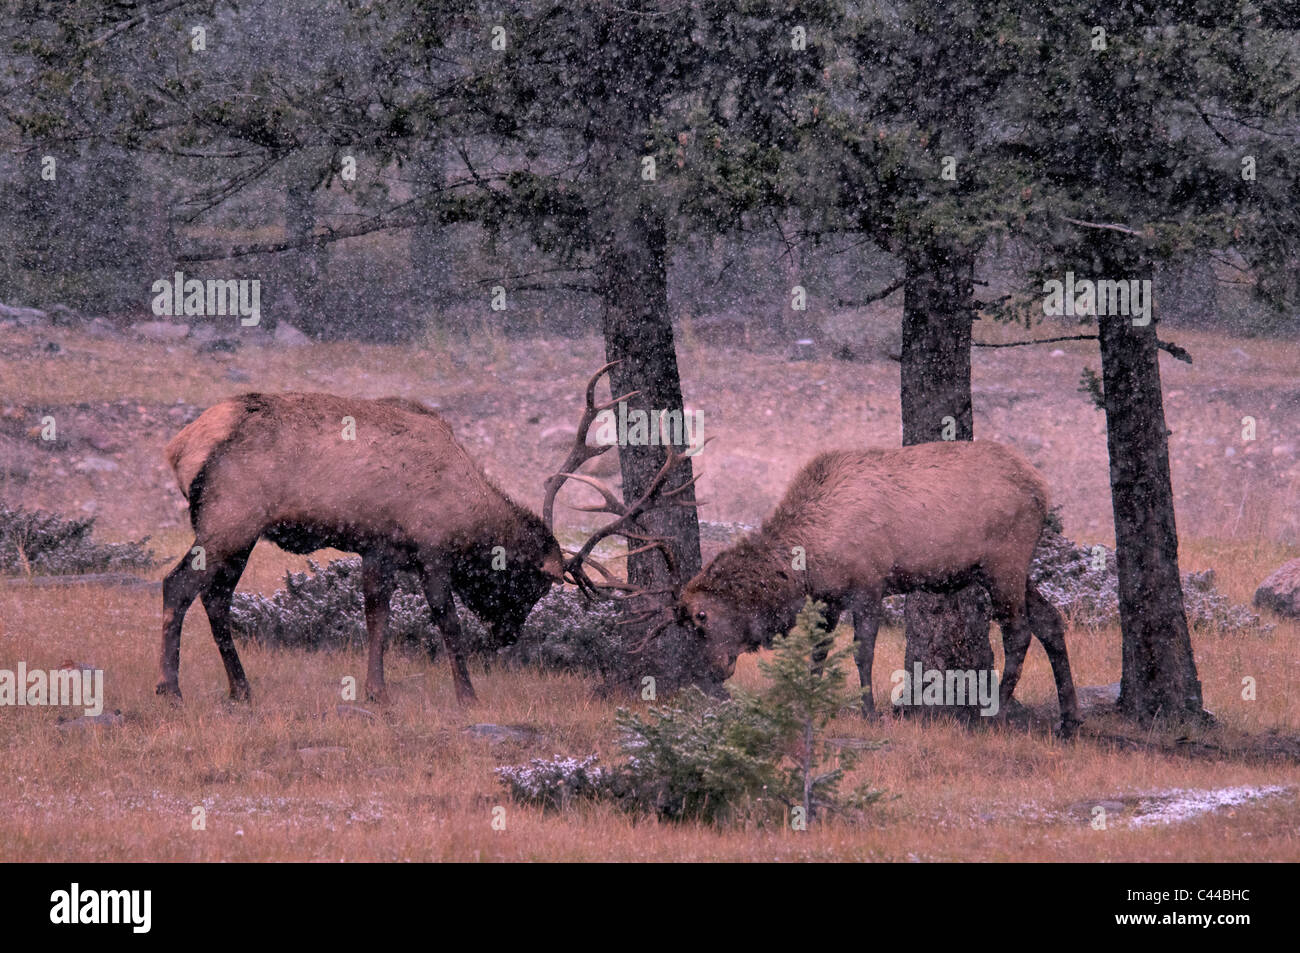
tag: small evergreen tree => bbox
[734,598,880,824]
[610,598,883,826]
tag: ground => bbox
[1,312,1298,861]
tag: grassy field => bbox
[2,315,1299,861]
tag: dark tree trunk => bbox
[1097,303,1206,723]
[284,179,324,336]
[596,202,709,692]
[898,245,994,719]
[410,148,453,319]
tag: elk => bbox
[157,391,566,705]
[664,441,1082,736]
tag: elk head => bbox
[677,576,775,681]
[452,513,566,646]
[542,361,708,649]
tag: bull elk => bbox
[651,441,1081,736]
[157,391,567,705]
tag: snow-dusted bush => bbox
[0,502,153,575]
[495,755,608,809]
[1029,531,1270,635]
[229,558,451,652]
[229,557,623,668]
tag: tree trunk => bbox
[284,179,324,336]
[597,201,709,692]
[1097,302,1206,723]
[410,148,453,323]
[898,245,994,720]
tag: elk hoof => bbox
[365,684,389,704]
[155,681,182,701]
[454,686,478,706]
[228,683,252,703]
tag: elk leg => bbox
[199,544,255,702]
[157,543,211,700]
[805,599,844,678]
[848,598,882,719]
[995,609,1034,717]
[1027,585,1082,737]
[420,566,477,705]
[361,553,394,703]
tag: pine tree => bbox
[734,598,877,824]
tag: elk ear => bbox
[541,549,566,583]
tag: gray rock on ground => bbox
[273,321,311,346]
[1255,559,1300,618]
[133,321,190,342]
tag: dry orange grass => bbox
[2,319,1299,860]
[1,543,1298,862]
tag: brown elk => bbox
[157,391,567,705]
[657,441,1081,736]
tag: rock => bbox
[273,322,311,346]
[788,338,818,362]
[463,723,540,744]
[73,455,120,473]
[57,711,124,731]
[1077,683,1121,714]
[84,318,119,339]
[297,746,347,766]
[133,321,190,342]
[1255,559,1300,618]
[87,434,122,453]
[198,336,242,355]
[334,704,376,720]
[0,302,49,326]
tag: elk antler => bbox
[543,362,711,614]
[560,439,708,591]
[541,361,638,532]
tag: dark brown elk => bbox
[157,391,565,705]
[665,441,1081,736]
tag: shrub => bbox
[229,558,447,652]
[495,756,608,810]
[0,502,153,575]
[498,599,886,826]
[614,686,787,824]
[1029,530,1271,635]
[229,557,622,667]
